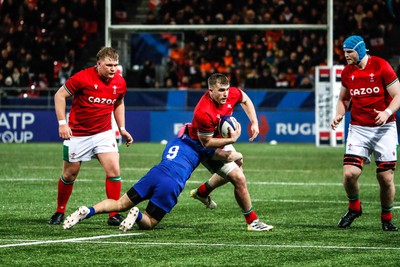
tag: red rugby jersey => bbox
[64,67,127,136]
[189,87,243,140]
[341,56,398,127]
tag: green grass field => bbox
[0,142,399,266]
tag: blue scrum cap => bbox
[343,35,367,63]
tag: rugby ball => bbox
[218,116,237,138]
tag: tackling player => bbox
[48,47,133,226]
[63,134,243,231]
[187,73,273,231]
[331,35,400,231]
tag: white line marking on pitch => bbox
[0,233,142,248]
[0,178,382,187]
[2,239,398,251]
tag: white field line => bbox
[0,233,142,248]
[0,238,399,251]
[20,166,312,173]
[0,178,381,187]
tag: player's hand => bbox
[59,124,72,140]
[249,122,259,142]
[374,109,391,126]
[121,130,134,147]
[228,121,241,142]
[331,114,344,130]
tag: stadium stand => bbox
[0,0,399,97]
[0,0,101,97]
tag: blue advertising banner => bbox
[0,109,349,144]
[148,110,316,143]
[0,111,151,143]
[0,111,58,142]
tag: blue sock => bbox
[86,207,95,219]
[137,211,143,221]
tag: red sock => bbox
[243,208,258,224]
[348,197,361,211]
[381,206,394,222]
[56,177,74,214]
[106,176,122,217]
[381,211,393,222]
[197,182,213,197]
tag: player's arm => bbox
[212,149,243,162]
[198,122,241,148]
[239,90,259,141]
[114,98,134,146]
[54,86,72,140]
[331,86,350,130]
[374,79,400,125]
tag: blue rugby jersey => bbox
[155,134,216,189]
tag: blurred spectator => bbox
[299,76,313,89]
[58,58,74,85]
[275,73,290,89]
[258,67,276,89]
[11,67,20,86]
[19,65,31,87]
[139,60,156,88]
[244,68,259,89]
[163,77,175,89]
[178,76,189,90]
[144,11,159,24]
[163,61,179,87]
[34,51,54,87]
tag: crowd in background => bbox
[140,0,400,89]
[0,0,400,96]
[0,0,99,97]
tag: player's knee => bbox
[343,154,364,170]
[228,170,247,187]
[376,161,396,173]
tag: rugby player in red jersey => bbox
[331,35,400,231]
[187,73,273,231]
[48,47,133,226]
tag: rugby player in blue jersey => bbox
[63,133,243,231]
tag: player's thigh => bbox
[346,124,373,164]
[374,122,398,162]
[225,166,247,186]
[97,152,120,175]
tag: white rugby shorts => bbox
[346,121,398,164]
[63,130,119,162]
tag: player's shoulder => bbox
[370,55,387,63]
[369,56,394,72]
[228,86,242,94]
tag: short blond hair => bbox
[208,73,229,88]
[96,47,119,61]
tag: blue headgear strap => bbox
[343,35,367,64]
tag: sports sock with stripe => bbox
[106,176,122,217]
[56,176,74,214]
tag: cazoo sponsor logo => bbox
[349,87,380,96]
[88,96,117,105]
